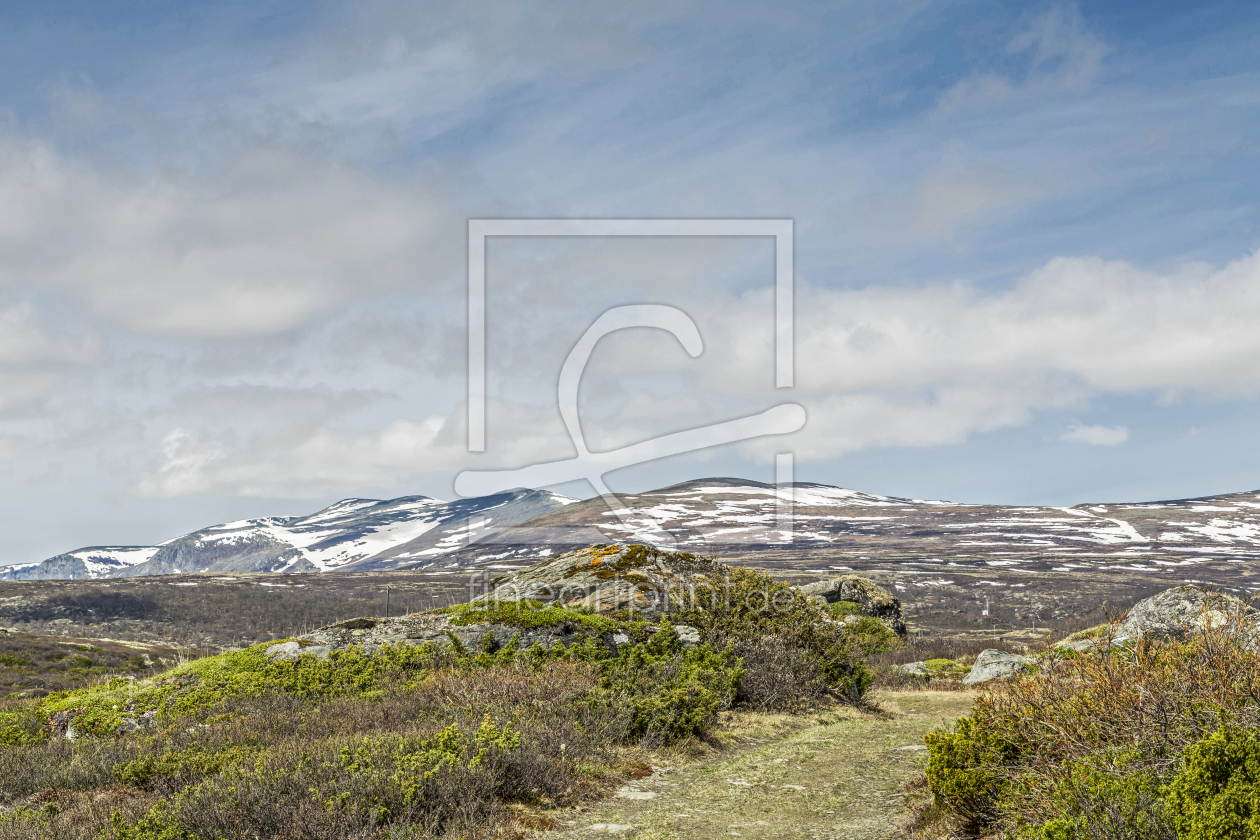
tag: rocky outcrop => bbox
[264,611,702,662]
[962,649,1035,685]
[1054,638,1104,653]
[468,544,728,620]
[265,544,722,662]
[1115,585,1259,644]
[263,612,612,661]
[263,545,894,663]
[798,576,906,634]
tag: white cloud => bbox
[702,249,1260,459]
[0,302,96,417]
[0,139,458,338]
[1061,422,1128,446]
[132,400,573,498]
[796,252,1260,397]
[125,244,1260,495]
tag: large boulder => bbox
[963,649,1035,685]
[798,576,906,634]
[1115,585,1259,645]
[469,544,727,620]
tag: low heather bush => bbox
[925,605,1260,839]
[678,566,891,705]
[730,633,831,711]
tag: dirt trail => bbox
[548,690,974,840]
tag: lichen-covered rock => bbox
[674,624,701,645]
[895,661,930,678]
[1116,585,1259,644]
[797,576,906,634]
[470,544,727,620]
[962,649,1035,685]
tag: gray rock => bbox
[1053,638,1097,653]
[115,710,158,735]
[894,661,930,678]
[1116,585,1259,644]
[674,624,701,645]
[962,649,1035,685]
[265,641,304,659]
[797,575,906,634]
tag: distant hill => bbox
[4,478,1259,581]
[0,489,574,581]
[439,477,1260,571]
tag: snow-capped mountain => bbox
[6,478,1260,582]
[0,489,575,581]
[442,478,1260,569]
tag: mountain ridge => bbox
[4,478,1259,581]
[0,488,575,581]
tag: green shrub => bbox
[677,566,883,702]
[0,640,459,742]
[828,600,863,618]
[107,718,523,840]
[1059,624,1110,644]
[1021,759,1172,840]
[924,716,1012,828]
[842,616,900,656]
[1166,725,1260,840]
[597,619,742,743]
[0,707,45,747]
[114,746,256,789]
[918,658,970,679]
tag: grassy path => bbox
[546,690,975,840]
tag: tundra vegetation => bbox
[0,548,900,840]
[919,596,1260,840]
[0,631,182,699]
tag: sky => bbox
[2,0,1260,565]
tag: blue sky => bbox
[1,0,1260,563]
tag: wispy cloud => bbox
[1061,422,1128,446]
[937,4,1111,115]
